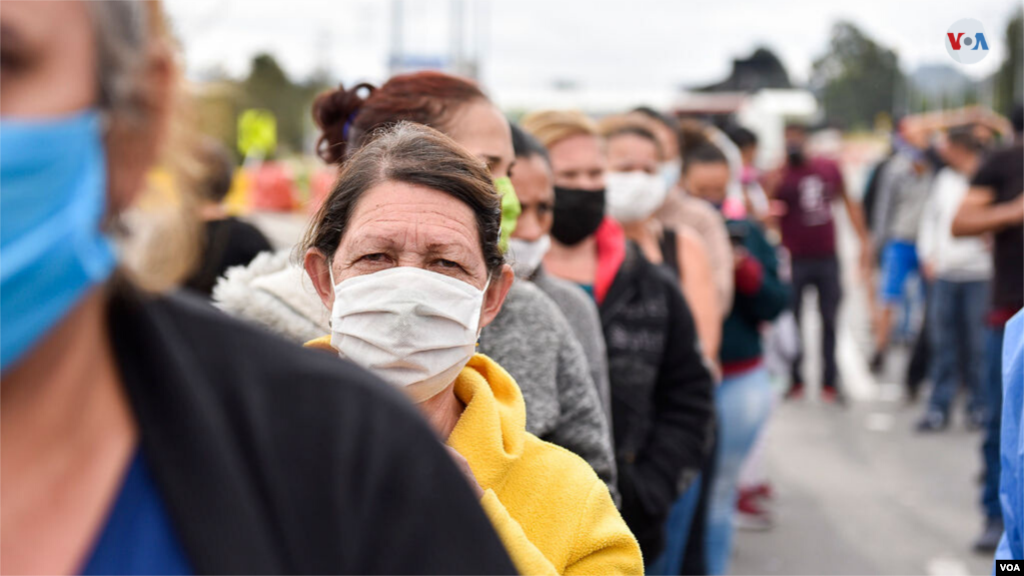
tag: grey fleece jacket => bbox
[477,279,618,502]
[212,251,618,502]
[529,266,612,427]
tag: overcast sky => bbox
[166,0,1020,93]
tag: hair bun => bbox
[312,82,375,165]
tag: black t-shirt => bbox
[971,143,1024,313]
[108,286,517,574]
[185,217,273,296]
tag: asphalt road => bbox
[730,209,994,576]
[730,389,993,576]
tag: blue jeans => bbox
[648,477,702,575]
[706,366,773,575]
[926,279,989,418]
[983,325,1006,520]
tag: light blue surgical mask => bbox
[659,158,682,191]
[1,110,117,371]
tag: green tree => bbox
[811,21,905,130]
[241,54,309,156]
[994,8,1023,116]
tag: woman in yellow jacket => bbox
[299,119,642,575]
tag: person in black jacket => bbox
[0,3,516,574]
[521,109,715,563]
[184,138,272,297]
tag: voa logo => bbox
[997,560,1024,573]
[946,18,990,64]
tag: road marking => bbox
[926,556,971,576]
[865,412,894,432]
[838,326,875,401]
[877,382,903,403]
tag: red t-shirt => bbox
[774,158,844,258]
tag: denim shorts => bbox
[879,240,919,303]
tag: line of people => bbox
[853,108,1023,553]
[728,106,1024,556]
[26,1,1024,574]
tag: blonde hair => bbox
[520,110,599,150]
[92,1,202,292]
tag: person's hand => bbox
[732,246,749,270]
[921,261,935,283]
[1003,189,1024,223]
[446,446,484,500]
[768,199,788,218]
[858,244,874,285]
[762,168,783,197]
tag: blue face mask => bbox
[1,110,117,371]
[659,159,682,191]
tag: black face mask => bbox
[551,186,606,246]
[786,145,806,166]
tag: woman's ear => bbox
[105,38,175,213]
[304,248,335,310]
[479,263,514,330]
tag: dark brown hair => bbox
[301,121,504,275]
[682,143,729,174]
[947,125,983,154]
[196,137,235,203]
[312,71,488,165]
[598,114,664,159]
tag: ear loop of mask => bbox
[327,258,339,330]
[95,110,128,240]
[475,272,492,345]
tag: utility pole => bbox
[892,64,901,119]
[450,0,464,77]
[450,0,484,80]
[314,28,333,83]
[389,0,404,76]
[474,0,487,81]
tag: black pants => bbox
[791,256,842,390]
[905,282,931,399]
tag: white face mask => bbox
[329,266,487,403]
[606,170,669,223]
[659,159,682,191]
[507,235,551,278]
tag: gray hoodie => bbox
[212,251,618,502]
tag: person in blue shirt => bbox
[996,309,1023,563]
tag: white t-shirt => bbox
[917,167,993,281]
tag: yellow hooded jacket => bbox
[306,337,642,575]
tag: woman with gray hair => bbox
[215,71,618,501]
[300,119,642,575]
[0,2,516,574]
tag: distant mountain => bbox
[909,64,976,99]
